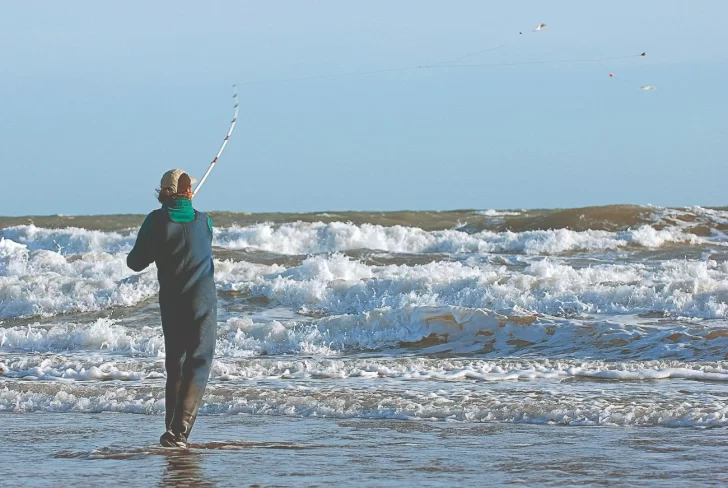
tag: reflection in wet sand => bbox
[160,449,214,488]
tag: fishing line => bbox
[194,24,652,195]
[236,24,651,90]
[424,36,524,68]
[237,64,427,86]
[237,24,546,85]
[422,23,547,68]
[239,24,545,85]
[597,54,655,90]
[431,53,645,69]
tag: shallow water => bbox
[2,413,728,487]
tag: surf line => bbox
[193,85,239,198]
[234,23,651,89]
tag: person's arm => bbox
[127,213,155,272]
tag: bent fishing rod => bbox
[192,85,239,198]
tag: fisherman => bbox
[127,169,217,448]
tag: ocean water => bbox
[2,204,728,486]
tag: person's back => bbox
[127,170,217,448]
[139,203,215,294]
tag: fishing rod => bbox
[236,27,542,86]
[192,85,240,198]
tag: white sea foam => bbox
[669,206,728,227]
[3,353,728,384]
[2,378,728,427]
[0,232,293,319]
[1,225,135,255]
[3,231,728,321]
[216,305,728,359]
[224,254,728,319]
[0,387,163,415]
[4,304,728,361]
[1,223,726,323]
[0,318,165,356]
[0,238,158,318]
[213,222,705,255]
[0,218,717,261]
[210,357,728,383]
[201,382,728,427]
[473,209,523,217]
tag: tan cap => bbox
[160,169,197,193]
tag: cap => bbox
[160,169,197,193]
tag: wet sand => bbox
[2,413,727,487]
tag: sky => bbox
[1,1,727,216]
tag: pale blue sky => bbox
[1,1,727,216]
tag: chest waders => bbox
[127,202,217,444]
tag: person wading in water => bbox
[127,169,217,448]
